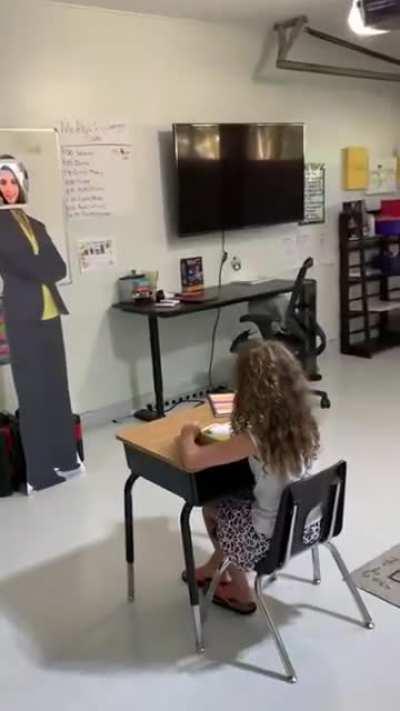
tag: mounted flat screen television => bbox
[173,123,304,236]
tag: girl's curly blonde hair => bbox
[232,340,320,478]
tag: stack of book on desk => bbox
[207,392,235,417]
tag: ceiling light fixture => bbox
[348,0,389,36]
[270,15,400,83]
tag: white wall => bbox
[0,0,399,416]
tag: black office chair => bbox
[230,257,331,408]
[203,461,374,683]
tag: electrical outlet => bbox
[231,256,242,271]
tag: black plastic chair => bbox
[203,461,374,683]
[230,257,331,408]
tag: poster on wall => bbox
[366,157,397,195]
[302,163,326,224]
[58,120,133,219]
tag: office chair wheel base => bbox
[366,622,375,630]
[320,396,331,409]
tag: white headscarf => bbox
[0,157,29,206]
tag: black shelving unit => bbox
[339,212,400,358]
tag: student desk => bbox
[114,278,317,420]
[117,403,253,653]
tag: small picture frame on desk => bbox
[180,256,204,293]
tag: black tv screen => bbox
[173,123,304,236]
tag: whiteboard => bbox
[0,128,71,283]
[58,119,132,219]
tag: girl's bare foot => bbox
[228,567,254,603]
[212,582,257,615]
[197,562,230,584]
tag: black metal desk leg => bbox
[180,503,205,654]
[149,315,165,418]
[124,473,139,601]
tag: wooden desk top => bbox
[117,404,228,471]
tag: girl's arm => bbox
[176,423,256,472]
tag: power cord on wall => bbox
[208,231,228,390]
[164,398,203,414]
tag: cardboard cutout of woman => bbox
[0,155,81,492]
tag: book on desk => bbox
[208,392,235,417]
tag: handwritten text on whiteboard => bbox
[58,120,132,219]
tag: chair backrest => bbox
[284,256,314,327]
[255,461,347,576]
[235,256,327,357]
[284,256,327,357]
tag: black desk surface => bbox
[114,279,302,318]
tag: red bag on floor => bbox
[0,413,25,495]
[74,414,84,463]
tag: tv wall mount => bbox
[274,15,400,82]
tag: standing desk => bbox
[117,403,254,653]
[114,279,317,419]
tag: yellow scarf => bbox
[11,210,59,321]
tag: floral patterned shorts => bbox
[216,497,271,571]
[215,497,322,571]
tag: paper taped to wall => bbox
[302,163,325,224]
[343,146,369,191]
[78,237,116,273]
[367,157,397,195]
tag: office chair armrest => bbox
[306,311,327,356]
[289,309,327,358]
[315,323,327,356]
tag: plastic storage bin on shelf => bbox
[376,200,400,236]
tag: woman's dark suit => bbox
[0,209,77,491]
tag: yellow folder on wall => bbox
[343,147,369,190]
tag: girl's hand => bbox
[176,422,202,471]
[180,422,201,441]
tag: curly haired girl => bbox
[177,340,320,614]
